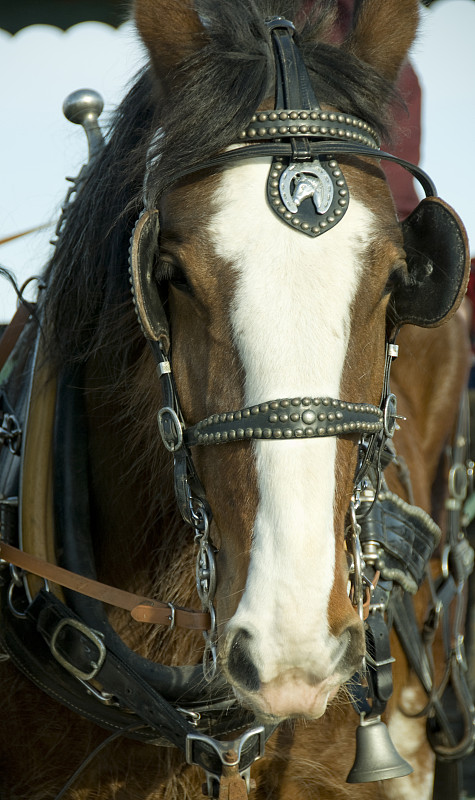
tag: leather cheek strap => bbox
[129,208,170,351]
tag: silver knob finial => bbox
[63,88,105,158]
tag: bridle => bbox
[128,15,435,676]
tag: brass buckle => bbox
[50,618,106,681]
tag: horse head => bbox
[128,0,459,723]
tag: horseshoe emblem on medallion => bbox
[279,161,334,215]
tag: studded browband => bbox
[181,397,383,448]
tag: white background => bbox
[0,0,474,321]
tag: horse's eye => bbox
[169,268,192,294]
[160,257,193,295]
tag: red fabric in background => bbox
[300,0,422,219]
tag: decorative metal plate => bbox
[267,156,349,237]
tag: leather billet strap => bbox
[0,542,210,630]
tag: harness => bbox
[0,16,473,800]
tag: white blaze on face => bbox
[210,157,375,689]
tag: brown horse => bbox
[0,1,472,798]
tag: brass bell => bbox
[347,714,413,783]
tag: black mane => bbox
[42,0,395,371]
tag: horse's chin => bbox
[232,675,342,722]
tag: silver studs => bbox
[243,408,251,418]
[279,414,289,422]
[222,432,228,441]
[327,412,335,421]
[258,113,268,122]
[258,128,267,137]
[301,223,309,230]
[329,161,337,168]
[290,413,300,422]
[269,127,278,136]
[318,427,326,436]
[269,413,278,423]
[310,111,318,119]
[245,428,253,438]
[300,111,309,119]
[269,112,278,121]
[295,429,304,437]
[273,430,282,438]
[251,405,259,415]
[280,127,289,134]
[310,126,318,134]
[329,113,336,121]
[318,413,326,421]
[284,429,293,438]
[299,125,308,133]
[254,428,262,438]
[270,401,279,410]
[320,127,328,135]
[332,400,338,407]
[215,432,221,442]
[323,398,330,406]
[229,430,236,440]
[235,411,242,420]
[248,128,257,137]
[237,428,244,438]
[330,128,337,136]
[263,429,272,438]
[305,428,314,437]
[279,112,288,120]
[291,398,301,406]
[302,410,316,424]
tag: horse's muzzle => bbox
[223,621,365,720]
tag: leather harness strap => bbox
[0,542,210,631]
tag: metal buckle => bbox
[186,727,265,793]
[50,618,106,681]
[157,406,183,452]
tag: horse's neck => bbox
[84,352,202,665]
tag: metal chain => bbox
[193,503,218,682]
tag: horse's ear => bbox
[134,0,206,86]
[344,0,419,84]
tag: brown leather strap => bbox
[0,303,33,373]
[0,542,210,630]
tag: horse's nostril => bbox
[227,629,260,692]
